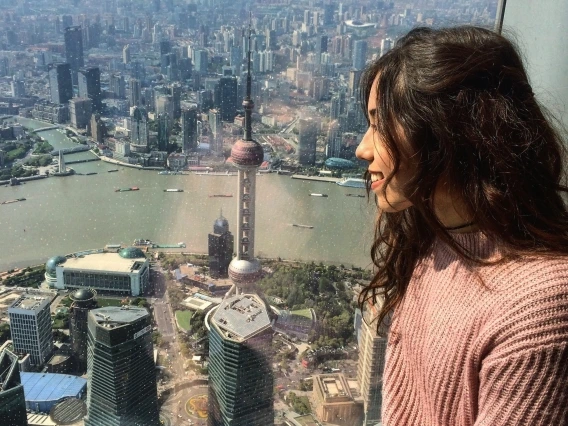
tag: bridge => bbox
[50,146,91,156]
[32,126,60,133]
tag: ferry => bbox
[115,187,139,192]
[209,194,233,198]
[107,169,119,173]
[164,189,184,192]
[346,194,365,198]
[337,177,366,188]
[310,193,328,197]
[292,224,314,229]
[1,198,26,205]
[158,170,183,175]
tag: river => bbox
[0,118,376,271]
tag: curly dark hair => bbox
[358,26,568,332]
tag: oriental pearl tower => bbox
[227,27,264,292]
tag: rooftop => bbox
[211,293,272,341]
[20,372,87,404]
[9,294,51,312]
[89,306,148,328]
[60,252,146,274]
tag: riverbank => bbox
[291,175,341,183]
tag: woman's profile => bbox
[356,26,568,425]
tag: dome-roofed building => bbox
[69,289,97,374]
[45,256,67,287]
[47,249,150,296]
[118,247,146,259]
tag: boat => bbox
[164,189,184,192]
[133,239,153,246]
[107,169,119,173]
[158,170,182,175]
[209,194,233,198]
[292,224,314,229]
[346,194,365,198]
[1,198,26,205]
[337,177,366,188]
[310,193,328,197]
[115,187,139,192]
[85,172,97,175]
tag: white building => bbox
[46,248,150,296]
[8,294,54,366]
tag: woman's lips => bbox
[370,178,385,190]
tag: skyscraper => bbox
[128,78,142,107]
[64,26,84,83]
[0,348,27,426]
[68,288,97,374]
[298,118,318,165]
[208,109,223,155]
[208,212,234,278]
[130,106,150,152]
[109,73,126,99]
[69,97,92,130]
[157,113,170,151]
[207,26,273,426]
[78,67,103,113]
[181,107,198,153]
[356,301,388,426]
[8,294,53,366]
[216,76,238,122]
[169,83,182,119]
[352,39,368,71]
[48,63,73,104]
[85,306,159,426]
[122,44,131,64]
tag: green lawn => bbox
[97,297,124,307]
[291,308,313,319]
[176,310,193,332]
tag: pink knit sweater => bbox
[382,232,568,426]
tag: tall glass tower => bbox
[85,306,159,426]
[0,349,27,426]
[207,24,274,426]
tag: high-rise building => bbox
[348,69,362,98]
[216,76,238,122]
[68,288,97,374]
[326,120,341,158]
[90,114,106,143]
[48,63,73,105]
[181,107,198,152]
[208,212,234,278]
[157,113,170,152]
[169,83,182,119]
[85,306,160,426]
[356,301,388,426]
[109,73,126,99]
[207,28,274,426]
[64,26,84,82]
[122,44,131,64]
[380,38,393,57]
[11,79,25,98]
[155,94,174,125]
[208,109,222,154]
[78,67,103,113]
[69,97,92,130]
[298,118,318,165]
[352,40,368,71]
[128,78,141,107]
[8,294,53,366]
[130,106,149,152]
[193,49,208,74]
[0,348,27,426]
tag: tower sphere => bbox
[228,258,262,286]
[231,139,264,168]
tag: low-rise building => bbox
[45,248,150,296]
[312,373,363,426]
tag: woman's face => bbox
[355,77,415,213]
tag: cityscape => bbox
[0,1,501,426]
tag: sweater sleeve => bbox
[474,268,568,426]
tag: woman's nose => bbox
[356,130,373,162]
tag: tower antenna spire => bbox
[244,12,254,141]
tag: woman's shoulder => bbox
[479,254,568,356]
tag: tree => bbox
[0,323,10,345]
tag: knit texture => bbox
[382,232,568,426]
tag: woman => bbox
[356,26,568,425]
